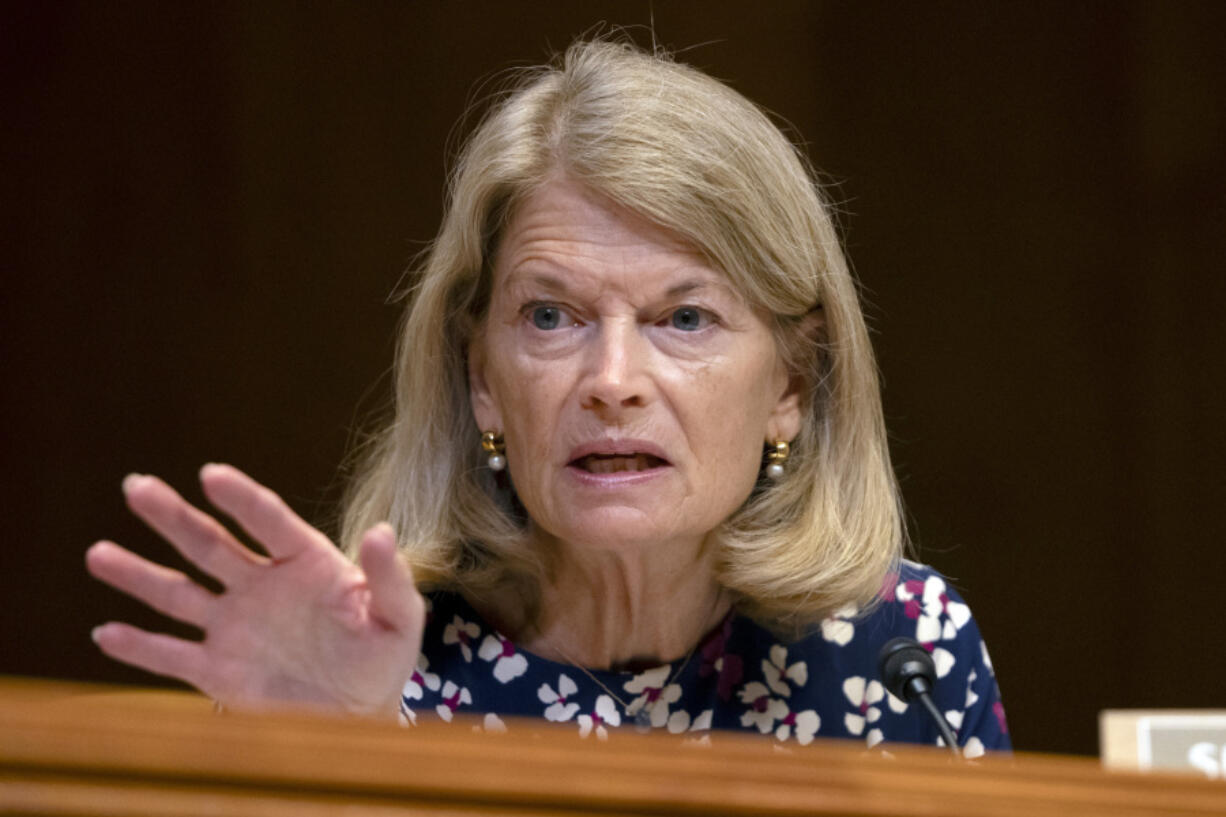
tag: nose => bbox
[579,319,651,416]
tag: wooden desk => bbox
[2,677,1224,816]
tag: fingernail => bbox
[90,625,106,644]
[121,473,143,493]
[370,522,398,544]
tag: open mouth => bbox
[572,453,668,474]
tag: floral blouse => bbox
[399,561,1009,756]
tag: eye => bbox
[670,306,709,331]
[530,305,564,330]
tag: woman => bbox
[87,40,1008,753]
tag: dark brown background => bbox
[3,2,1224,756]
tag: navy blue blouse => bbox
[399,561,1009,755]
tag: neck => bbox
[478,531,732,671]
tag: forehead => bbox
[491,178,735,298]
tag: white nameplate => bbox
[1101,710,1226,778]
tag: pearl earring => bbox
[482,430,506,471]
[766,440,790,480]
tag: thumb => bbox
[358,523,423,632]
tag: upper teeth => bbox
[582,454,657,473]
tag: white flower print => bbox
[623,665,683,728]
[774,706,821,745]
[577,694,621,740]
[442,615,480,662]
[842,676,907,737]
[435,680,471,722]
[738,681,789,733]
[402,654,441,701]
[964,668,980,709]
[475,713,507,734]
[763,645,808,697]
[624,665,671,693]
[537,673,581,722]
[932,646,955,679]
[819,603,859,647]
[896,575,971,645]
[666,708,713,735]
[866,728,884,749]
[963,736,986,760]
[398,699,417,726]
[477,633,529,683]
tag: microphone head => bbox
[878,636,937,702]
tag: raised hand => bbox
[86,464,424,718]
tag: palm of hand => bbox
[87,465,423,718]
[203,548,419,715]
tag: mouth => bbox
[570,453,669,474]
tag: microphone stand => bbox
[878,637,961,759]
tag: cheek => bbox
[691,351,780,431]
[488,352,566,459]
[727,367,787,501]
[678,359,777,471]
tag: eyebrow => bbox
[665,280,716,298]
[501,272,568,293]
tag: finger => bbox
[90,621,210,688]
[86,541,214,628]
[358,523,424,633]
[123,473,264,586]
[199,463,328,560]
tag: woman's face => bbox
[469,178,802,553]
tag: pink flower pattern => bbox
[624,665,683,728]
[403,655,441,701]
[698,616,744,702]
[477,633,529,683]
[774,705,821,745]
[736,681,789,733]
[538,673,581,722]
[435,680,471,722]
[819,604,859,647]
[577,695,621,740]
[842,675,908,748]
[762,645,808,696]
[442,615,480,662]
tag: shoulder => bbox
[741,561,1009,753]
[777,561,979,655]
[870,561,1010,753]
[821,560,989,689]
[882,560,980,644]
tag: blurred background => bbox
[3,2,1224,756]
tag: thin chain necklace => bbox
[551,640,699,730]
[532,589,729,730]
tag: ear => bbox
[766,306,824,443]
[467,332,503,432]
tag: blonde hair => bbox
[342,38,904,630]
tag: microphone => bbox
[878,637,961,757]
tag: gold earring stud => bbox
[482,430,506,471]
[766,440,790,480]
